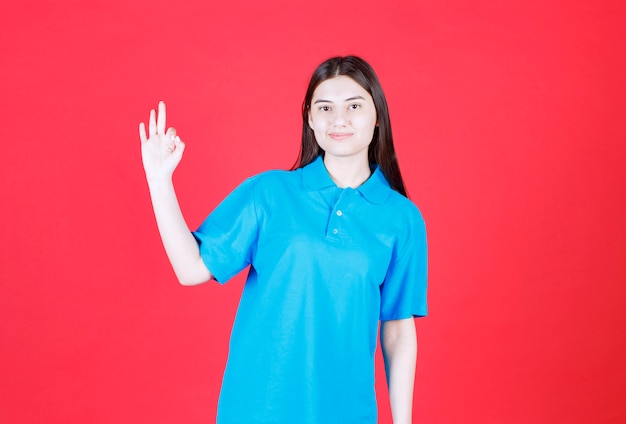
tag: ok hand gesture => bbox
[139,101,185,182]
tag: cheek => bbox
[309,119,329,145]
[354,113,377,132]
[309,115,328,133]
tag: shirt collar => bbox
[302,155,392,204]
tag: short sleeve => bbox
[379,214,428,320]
[192,178,259,284]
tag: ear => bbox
[308,109,314,129]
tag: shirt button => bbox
[332,228,339,235]
[336,210,343,216]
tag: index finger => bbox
[157,101,166,135]
[139,122,147,142]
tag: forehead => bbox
[312,76,372,102]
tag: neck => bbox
[323,155,371,188]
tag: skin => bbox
[308,75,377,188]
[139,102,212,285]
[141,98,417,423]
[381,318,418,424]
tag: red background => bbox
[1,0,625,422]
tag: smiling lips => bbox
[328,132,353,140]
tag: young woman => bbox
[140,56,428,424]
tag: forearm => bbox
[148,177,212,285]
[381,318,417,424]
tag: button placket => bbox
[326,190,349,240]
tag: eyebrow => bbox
[313,96,366,104]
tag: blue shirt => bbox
[193,156,428,423]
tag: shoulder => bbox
[248,168,296,181]
[381,189,427,253]
[386,189,426,226]
[381,191,427,264]
[218,168,298,205]
[241,168,304,204]
[246,168,300,189]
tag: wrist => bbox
[146,174,174,191]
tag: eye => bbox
[348,103,361,110]
[319,105,331,112]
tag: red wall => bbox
[1,0,624,422]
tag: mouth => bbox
[328,132,353,140]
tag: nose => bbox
[332,109,347,126]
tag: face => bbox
[308,76,377,164]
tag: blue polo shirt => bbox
[193,155,427,424]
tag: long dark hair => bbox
[292,56,408,197]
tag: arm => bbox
[380,317,417,424]
[140,101,212,286]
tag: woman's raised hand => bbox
[139,101,185,182]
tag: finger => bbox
[157,101,166,135]
[172,137,185,158]
[166,127,177,138]
[139,122,147,142]
[164,127,178,151]
[148,109,157,137]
